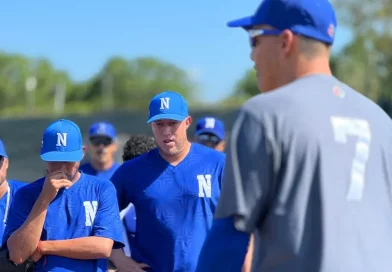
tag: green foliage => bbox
[231,1,392,115]
[0,53,195,117]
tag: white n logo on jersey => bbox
[205,118,216,128]
[56,133,67,147]
[160,97,170,109]
[83,201,98,226]
[197,174,211,198]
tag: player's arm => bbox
[7,172,72,264]
[196,109,275,271]
[5,188,47,264]
[39,182,125,259]
[242,234,254,272]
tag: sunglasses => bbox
[89,137,113,147]
[196,134,221,146]
[248,29,283,47]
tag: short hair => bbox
[122,134,157,162]
[299,36,330,59]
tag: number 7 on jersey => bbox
[330,116,372,201]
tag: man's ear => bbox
[82,146,87,159]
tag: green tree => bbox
[233,69,258,97]
[0,52,195,116]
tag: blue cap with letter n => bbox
[89,122,117,139]
[0,139,8,159]
[227,0,337,45]
[147,91,188,123]
[195,117,225,140]
[40,119,83,162]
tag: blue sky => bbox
[0,0,352,103]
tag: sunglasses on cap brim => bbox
[89,137,113,146]
[196,134,221,146]
[248,29,283,47]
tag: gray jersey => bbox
[215,75,392,272]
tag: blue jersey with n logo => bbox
[3,173,125,272]
[111,144,226,272]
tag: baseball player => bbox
[196,0,392,271]
[79,122,120,179]
[3,119,125,272]
[111,91,226,272]
[0,140,26,239]
[194,117,226,152]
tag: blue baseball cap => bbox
[227,0,337,45]
[0,140,8,159]
[40,119,83,162]
[89,122,116,139]
[147,91,188,123]
[195,117,225,140]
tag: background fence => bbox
[1,110,239,181]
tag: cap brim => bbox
[89,133,115,140]
[147,114,187,124]
[195,129,224,140]
[227,16,255,29]
[40,149,83,162]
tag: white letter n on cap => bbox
[160,97,170,109]
[205,118,216,128]
[56,132,67,147]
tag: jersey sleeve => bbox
[214,108,278,233]
[92,181,126,249]
[2,188,33,247]
[110,164,131,211]
[217,155,226,190]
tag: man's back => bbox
[239,75,392,271]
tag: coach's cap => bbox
[40,119,83,162]
[227,0,337,44]
[89,122,116,139]
[195,117,225,140]
[147,91,188,123]
[0,140,8,159]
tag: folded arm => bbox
[39,237,113,259]
[7,196,49,264]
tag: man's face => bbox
[88,136,117,164]
[151,117,191,157]
[195,133,225,152]
[250,25,284,93]
[46,161,80,181]
[0,157,8,186]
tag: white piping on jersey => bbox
[3,186,10,224]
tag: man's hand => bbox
[111,249,150,272]
[116,258,150,272]
[30,248,42,263]
[39,171,73,203]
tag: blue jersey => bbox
[79,162,120,180]
[3,173,125,272]
[0,180,26,239]
[111,143,226,272]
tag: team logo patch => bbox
[333,86,345,98]
[327,24,335,38]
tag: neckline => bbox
[157,143,194,169]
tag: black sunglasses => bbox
[196,133,221,146]
[89,137,113,147]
